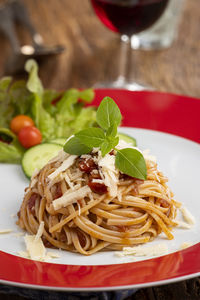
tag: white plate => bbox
[0,128,199,267]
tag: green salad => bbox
[0,59,96,164]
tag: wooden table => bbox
[0,0,199,299]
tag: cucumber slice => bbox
[49,138,66,146]
[22,143,63,178]
[118,132,137,146]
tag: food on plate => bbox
[17,97,180,255]
[22,143,63,178]
[18,126,42,149]
[10,115,35,134]
[0,59,96,164]
[22,132,136,179]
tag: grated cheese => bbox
[31,168,39,179]
[142,149,157,163]
[24,234,46,261]
[80,154,92,160]
[0,229,12,234]
[116,243,168,257]
[179,206,195,225]
[64,172,74,190]
[116,139,136,150]
[98,153,119,197]
[175,220,192,229]
[91,179,104,184]
[10,213,16,218]
[46,252,60,259]
[52,185,91,210]
[17,251,29,258]
[48,149,69,164]
[180,242,193,250]
[48,155,77,180]
[35,221,44,241]
[13,232,24,237]
[18,247,60,261]
[30,178,38,188]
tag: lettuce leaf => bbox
[0,128,24,164]
[0,77,14,128]
[0,59,96,163]
[25,60,56,140]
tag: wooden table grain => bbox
[0,0,199,299]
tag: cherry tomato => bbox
[18,126,42,148]
[10,115,34,134]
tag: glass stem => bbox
[116,34,130,85]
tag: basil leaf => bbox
[106,122,118,138]
[100,136,119,157]
[112,136,119,148]
[115,148,147,180]
[75,128,105,147]
[100,140,111,157]
[64,136,92,155]
[96,97,121,130]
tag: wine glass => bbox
[90,0,169,90]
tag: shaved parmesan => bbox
[0,229,12,234]
[142,149,157,163]
[116,243,168,257]
[179,206,195,225]
[17,251,29,258]
[81,154,92,160]
[99,154,116,173]
[35,221,44,241]
[98,153,119,197]
[24,234,46,261]
[64,173,74,190]
[48,149,69,164]
[31,168,39,179]
[10,213,16,218]
[30,178,38,188]
[176,220,192,229]
[91,179,104,184]
[48,155,77,180]
[18,247,60,261]
[13,232,24,237]
[180,242,193,250]
[116,139,136,150]
[46,252,60,259]
[52,185,91,210]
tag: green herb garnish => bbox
[64,97,147,180]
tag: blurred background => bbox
[0,0,199,97]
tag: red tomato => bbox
[18,126,42,148]
[10,115,34,134]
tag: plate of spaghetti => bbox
[0,89,200,291]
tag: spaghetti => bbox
[17,148,179,255]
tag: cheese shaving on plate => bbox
[180,242,193,250]
[0,229,12,234]
[179,206,195,225]
[24,234,46,261]
[116,243,168,257]
[175,220,192,229]
[22,221,60,261]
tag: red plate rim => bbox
[0,89,200,291]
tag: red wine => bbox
[91,0,169,36]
